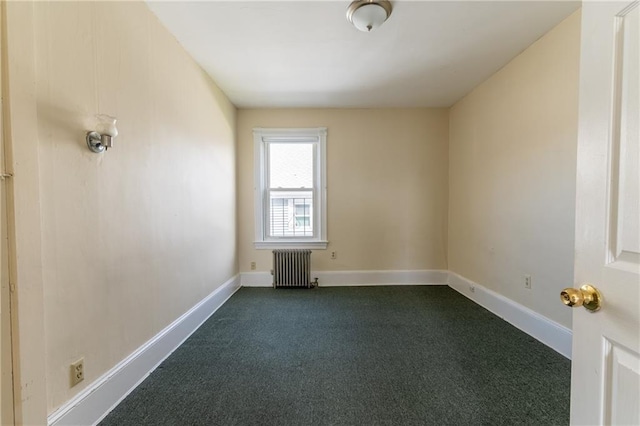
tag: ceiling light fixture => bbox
[346,0,392,32]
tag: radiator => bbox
[272,249,312,288]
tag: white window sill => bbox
[254,240,328,250]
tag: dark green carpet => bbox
[100,286,570,425]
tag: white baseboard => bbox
[240,269,449,287]
[47,275,241,426]
[448,272,572,359]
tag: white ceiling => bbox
[147,1,580,108]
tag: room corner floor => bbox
[100,286,570,425]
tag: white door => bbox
[569,1,640,425]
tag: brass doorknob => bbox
[560,284,602,312]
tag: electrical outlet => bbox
[250,261,256,270]
[330,251,337,260]
[70,358,84,387]
[524,275,532,289]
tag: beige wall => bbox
[238,109,449,273]
[448,10,581,328]
[4,1,48,422]
[17,1,237,414]
[0,8,14,424]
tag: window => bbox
[254,128,327,249]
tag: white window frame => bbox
[253,127,328,249]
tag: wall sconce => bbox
[86,114,118,153]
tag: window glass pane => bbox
[295,217,310,227]
[295,205,308,216]
[269,192,313,237]
[269,143,313,189]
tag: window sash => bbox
[267,142,314,190]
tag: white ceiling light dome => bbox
[346,0,393,32]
